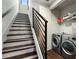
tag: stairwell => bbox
[2,13,38,59]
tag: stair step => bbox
[3,43,34,50]
[16,16,26,18]
[7,37,33,40]
[7,35,33,40]
[15,18,27,20]
[15,17,27,18]
[16,15,27,17]
[14,19,28,21]
[9,27,31,31]
[12,24,31,26]
[14,21,29,23]
[7,31,32,36]
[22,55,38,59]
[10,29,31,31]
[3,40,34,48]
[7,33,32,36]
[15,20,29,22]
[3,46,35,54]
[3,52,37,59]
[17,14,26,16]
[16,16,26,17]
[11,25,31,27]
[13,21,29,23]
[8,31,32,34]
[3,48,36,59]
[10,27,31,29]
[14,20,29,22]
[14,21,29,22]
[9,29,31,31]
[16,15,26,18]
[16,14,26,16]
[4,38,34,43]
[9,27,31,30]
[13,22,30,25]
[16,17,26,18]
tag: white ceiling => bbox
[32,0,76,10]
[57,0,76,9]
[32,0,56,7]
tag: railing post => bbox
[45,21,47,59]
[32,8,34,28]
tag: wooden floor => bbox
[47,50,64,59]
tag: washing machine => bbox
[61,34,76,59]
[52,33,62,55]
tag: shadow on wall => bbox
[2,0,19,42]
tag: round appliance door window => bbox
[62,41,76,55]
[52,36,60,48]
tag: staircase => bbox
[2,13,38,59]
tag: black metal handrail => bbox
[32,8,48,59]
[2,7,13,18]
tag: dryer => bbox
[52,33,62,55]
[61,34,76,59]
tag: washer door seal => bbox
[62,40,76,55]
[52,36,60,48]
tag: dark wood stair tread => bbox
[9,29,31,31]
[7,33,33,36]
[11,26,31,27]
[3,46,36,54]
[4,38,34,43]
[3,43,35,50]
[7,37,33,40]
[13,22,30,25]
[3,51,37,59]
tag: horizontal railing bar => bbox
[34,21,45,37]
[34,23,45,52]
[34,14,45,42]
[38,38,45,56]
[34,13,45,28]
[34,20,45,36]
[33,11,45,27]
[34,14,45,32]
[33,20,45,44]
[39,36,45,47]
[33,8,48,23]
[33,24,45,53]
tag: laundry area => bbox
[47,0,76,59]
[2,0,76,59]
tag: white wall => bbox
[28,0,40,26]
[2,0,19,42]
[59,22,76,34]
[39,6,60,50]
